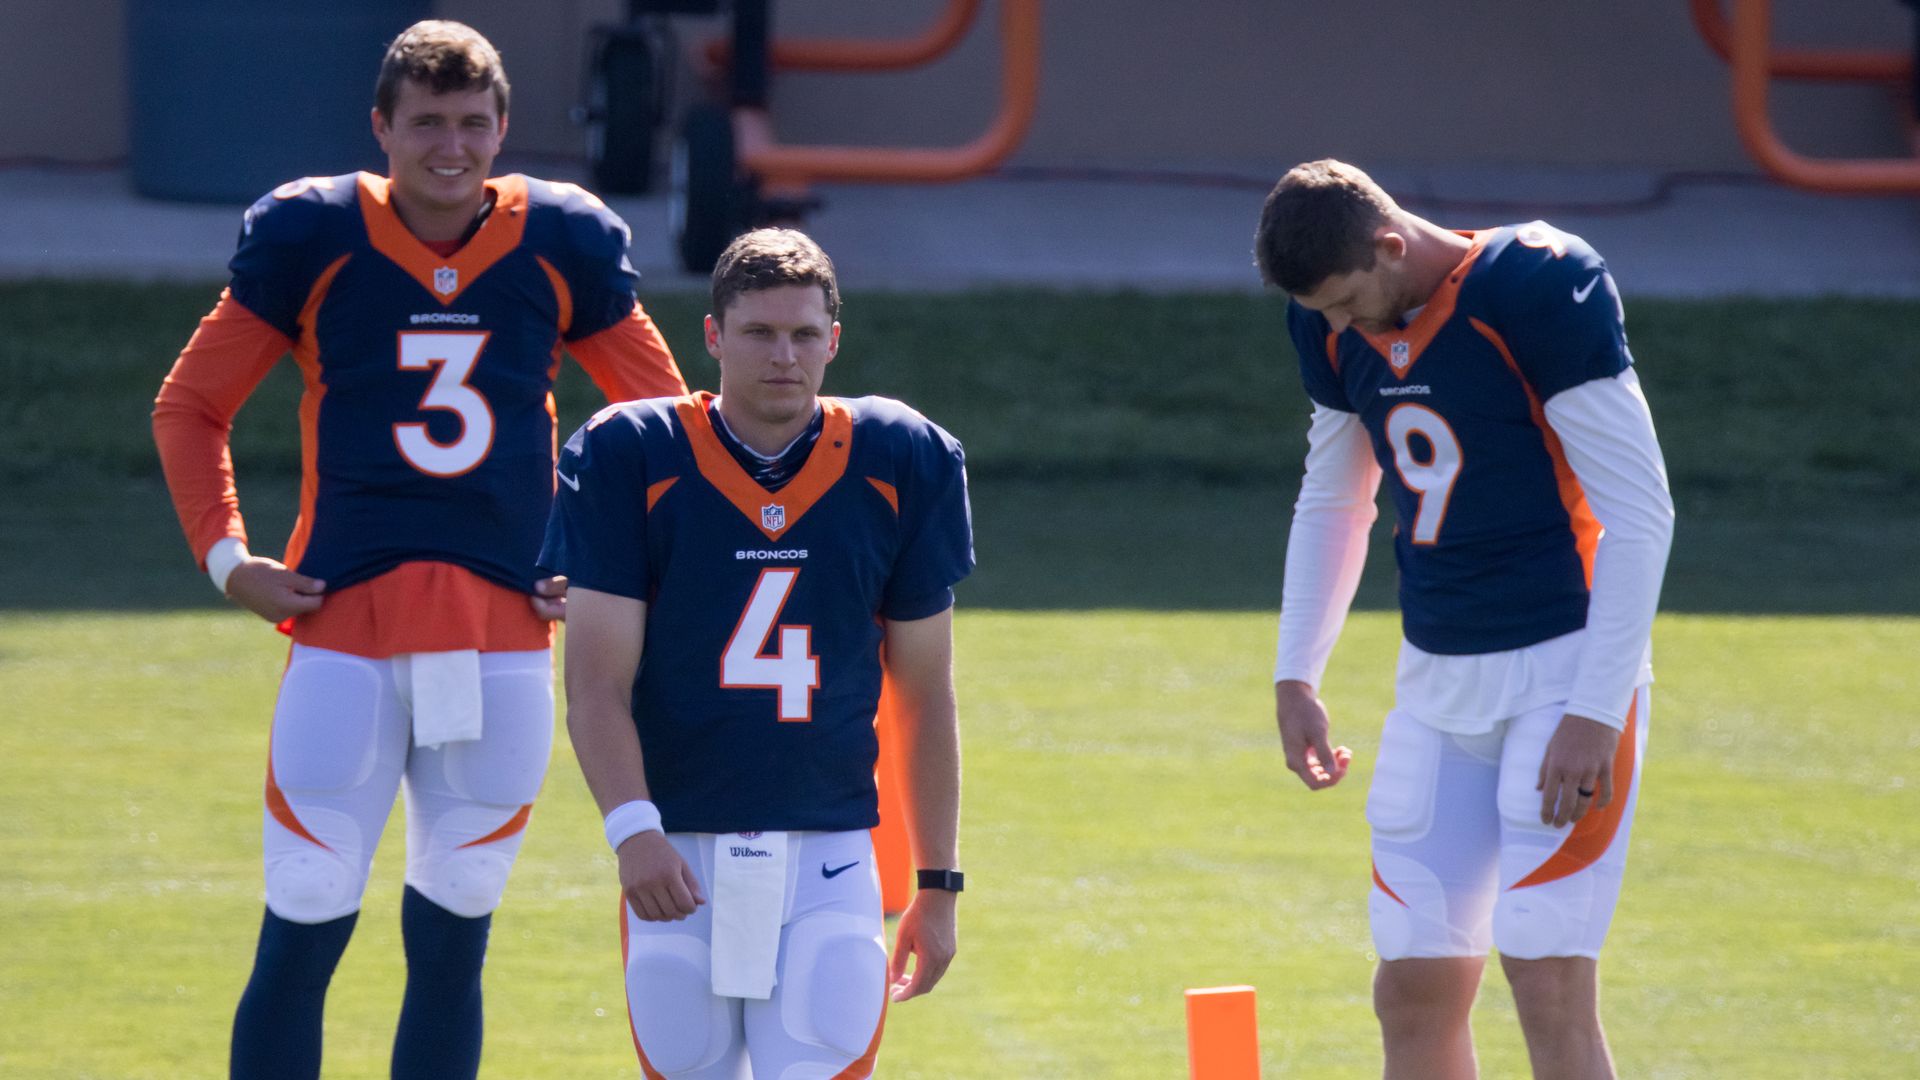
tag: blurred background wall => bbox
[4,0,1911,180]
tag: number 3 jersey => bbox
[1286,223,1632,656]
[220,171,664,594]
[539,392,975,834]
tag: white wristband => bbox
[603,799,664,851]
[206,537,251,595]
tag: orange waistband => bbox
[289,561,553,658]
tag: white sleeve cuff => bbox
[1563,694,1632,731]
[205,537,250,595]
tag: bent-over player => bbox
[1259,160,1673,1080]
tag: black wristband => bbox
[916,869,964,892]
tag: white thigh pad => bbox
[1366,710,1443,842]
[776,912,886,1058]
[626,932,733,1075]
[271,653,386,792]
[438,658,554,806]
[1495,707,1564,834]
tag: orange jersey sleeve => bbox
[151,291,292,568]
[567,300,689,403]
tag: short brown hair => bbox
[710,228,842,324]
[1254,159,1398,293]
[375,21,510,120]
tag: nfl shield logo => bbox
[1390,340,1410,370]
[761,504,786,531]
[434,266,458,296]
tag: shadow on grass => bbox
[5,475,1916,616]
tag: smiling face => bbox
[706,284,841,450]
[371,77,505,235]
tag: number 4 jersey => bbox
[1287,222,1632,656]
[539,393,974,833]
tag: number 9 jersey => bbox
[538,393,974,834]
[1286,222,1631,656]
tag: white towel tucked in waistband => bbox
[710,831,788,999]
[407,650,483,748]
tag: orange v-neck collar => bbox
[356,172,528,306]
[676,391,853,541]
[1355,230,1489,381]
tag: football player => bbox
[150,21,686,1080]
[1258,161,1673,1080]
[543,228,972,1079]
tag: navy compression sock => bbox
[390,885,492,1080]
[230,907,358,1080]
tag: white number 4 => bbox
[394,331,494,477]
[722,568,820,721]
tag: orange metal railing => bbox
[732,0,1041,189]
[1716,0,1920,193]
[709,0,983,72]
[1691,0,1908,82]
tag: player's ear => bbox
[704,314,723,360]
[826,322,841,361]
[1374,229,1408,262]
[371,106,392,150]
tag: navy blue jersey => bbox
[539,393,974,833]
[1287,222,1632,655]
[229,172,643,593]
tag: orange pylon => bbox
[1185,986,1260,1079]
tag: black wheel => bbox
[585,28,665,195]
[672,101,752,274]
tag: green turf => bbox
[2,610,1915,1077]
[6,281,1919,506]
[5,282,1918,615]
[2,282,1918,1076]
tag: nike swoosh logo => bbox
[1572,275,1601,303]
[822,861,860,879]
[556,469,581,491]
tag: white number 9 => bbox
[1385,403,1462,545]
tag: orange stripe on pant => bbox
[1511,694,1640,890]
[263,758,331,851]
[1371,859,1409,907]
[459,804,533,848]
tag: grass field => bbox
[2,284,1917,1076]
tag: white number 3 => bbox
[1385,403,1462,544]
[722,568,820,721]
[394,331,494,477]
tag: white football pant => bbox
[260,643,554,923]
[621,830,888,1080]
[1367,686,1650,961]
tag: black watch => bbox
[916,868,965,892]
